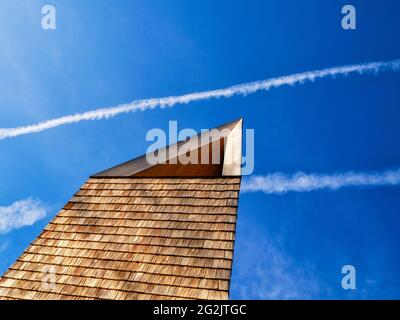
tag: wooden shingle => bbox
[0,119,243,300]
[0,178,240,300]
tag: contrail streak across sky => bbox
[241,168,400,194]
[0,59,399,140]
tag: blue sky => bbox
[1,0,400,299]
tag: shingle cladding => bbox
[0,177,241,300]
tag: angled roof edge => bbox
[92,118,243,178]
[222,119,242,176]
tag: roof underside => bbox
[93,118,243,178]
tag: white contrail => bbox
[1,59,399,140]
[241,168,400,194]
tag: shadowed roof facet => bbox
[93,118,242,178]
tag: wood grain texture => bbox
[0,177,240,300]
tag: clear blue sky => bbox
[1,0,400,299]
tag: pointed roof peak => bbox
[93,118,243,178]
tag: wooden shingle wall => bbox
[0,177,240,300]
